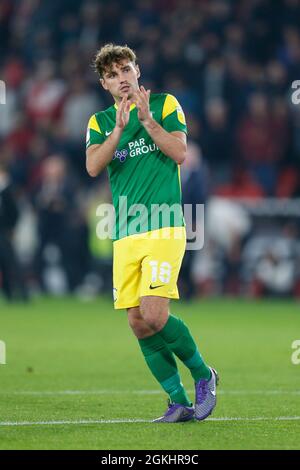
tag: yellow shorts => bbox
[113,226,186,309]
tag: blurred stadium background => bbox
[1,0,300,302]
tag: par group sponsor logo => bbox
[113,138,159,163]
[113,149,128,163]
[128,138,158,158]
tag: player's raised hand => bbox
[116,95,130,130]
[134,86,151,123]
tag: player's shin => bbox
[158,315,211,382]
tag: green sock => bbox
[158,315,211,382]
[138,332,191,406]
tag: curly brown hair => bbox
[93,43,137,78]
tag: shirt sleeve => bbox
[86,114,105,148]
[161,94,188,134]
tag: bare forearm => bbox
[86,128,122,177]
[142,118,186,164]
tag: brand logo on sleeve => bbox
[176,105,186,125]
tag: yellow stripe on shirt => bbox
[162,94,186,125]
[88,114,102,134]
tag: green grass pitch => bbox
[0,296,299,450]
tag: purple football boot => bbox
[153,400,195,423]
[195,367,219,421]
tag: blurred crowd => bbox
[1,0,300,300]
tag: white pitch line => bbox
[1,417,300,427]
[218,390,300,395]
[0,419,149,426]
[1,390,300,396]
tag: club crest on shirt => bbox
[176,105,186,125]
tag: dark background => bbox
[1,0,300,300]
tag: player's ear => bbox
[135,64,141,79]
[100,78,108,91]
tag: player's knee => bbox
[127,308,140,329]
[128,314,140,332]
[139,297,169,332]
[140,305,167,332]
[143,316,163,332]
[129,319,153,338]
[127,308,153,338]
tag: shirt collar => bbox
[114,102,136,111]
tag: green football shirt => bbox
[86,93,187,240]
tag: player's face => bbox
[101,60,140,101]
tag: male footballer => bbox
[86,44,218,422]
